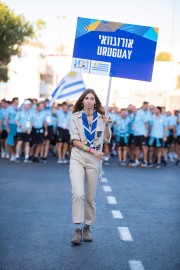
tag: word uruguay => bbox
[97,35,134,59]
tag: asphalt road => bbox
[0,157,179,270]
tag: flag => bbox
[49,71,86,105]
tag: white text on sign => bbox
[97,35,134,59]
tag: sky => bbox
[3,0,180,59]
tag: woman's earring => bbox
[81,103,84,107]
[94,103,96,109]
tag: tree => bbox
[35,19,46,38]
[0,2,34,81]
[24,19,46,48]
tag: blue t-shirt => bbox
[114,116,131,136]
[56,110,71,130]
[149,115,167,138]
[15,109,32,132]
[167,115,177,126]
[108,112,119,130]
[0,108,7,130]
[133,109,148,136]
[166,115,177,136]
[44,108,54,126]
[31,104,37,111]
[176,114,180,136]
[52,116,57,131]
[31,110,46,129]
[109,112,119,123]
[5,105,18,124]
[128,113,135,134]
[146,108,152,121]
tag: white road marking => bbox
[102,169,144,269]
[118,227,133,241]
[107,196,117,204]
[101,177,108,183]
[111,210,123,219]
[129,260,145,270]
[103,185,112,192]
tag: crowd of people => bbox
[0,97,180,168]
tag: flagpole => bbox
[98,76,112,180]
[104,76,112,124]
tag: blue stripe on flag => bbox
[56,87,85,99]
[63,80,84,90]
[51,80,65,98]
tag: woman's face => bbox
[83,93,96,110]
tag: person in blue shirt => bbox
[31,98,38,111]
[160,108,169,164]
[132,101,149,167]
[31,102,48,162]
[4,97,19,161]
[114,109,130,166]
[148,106,168,168]
[52,101,71,163]
[127,104,136,165]
[166,111,177,161]
[15,100,33,163]
[0,99,9,158]
[104,107,118,163]
[175,110,180,165]
[40,99,55,163]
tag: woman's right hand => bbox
[91,149,104,160]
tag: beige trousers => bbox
[69,147,99,225]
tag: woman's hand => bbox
[102,115,112,125]
[91,149,104,160]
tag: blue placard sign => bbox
[72,17,159,82]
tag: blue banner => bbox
[72,17,159,82]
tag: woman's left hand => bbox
[102,115,111,125]
[91,149,104,160]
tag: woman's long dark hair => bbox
[73,89,104,115]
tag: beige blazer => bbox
[70,111,111,148]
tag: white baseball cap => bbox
[24,100,32,105]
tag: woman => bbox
[69,89,111,245]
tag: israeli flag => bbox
[50,71,86,105]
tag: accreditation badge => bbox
[26,121,31,128]
[46,116,51,123]
[62,124,67,129]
